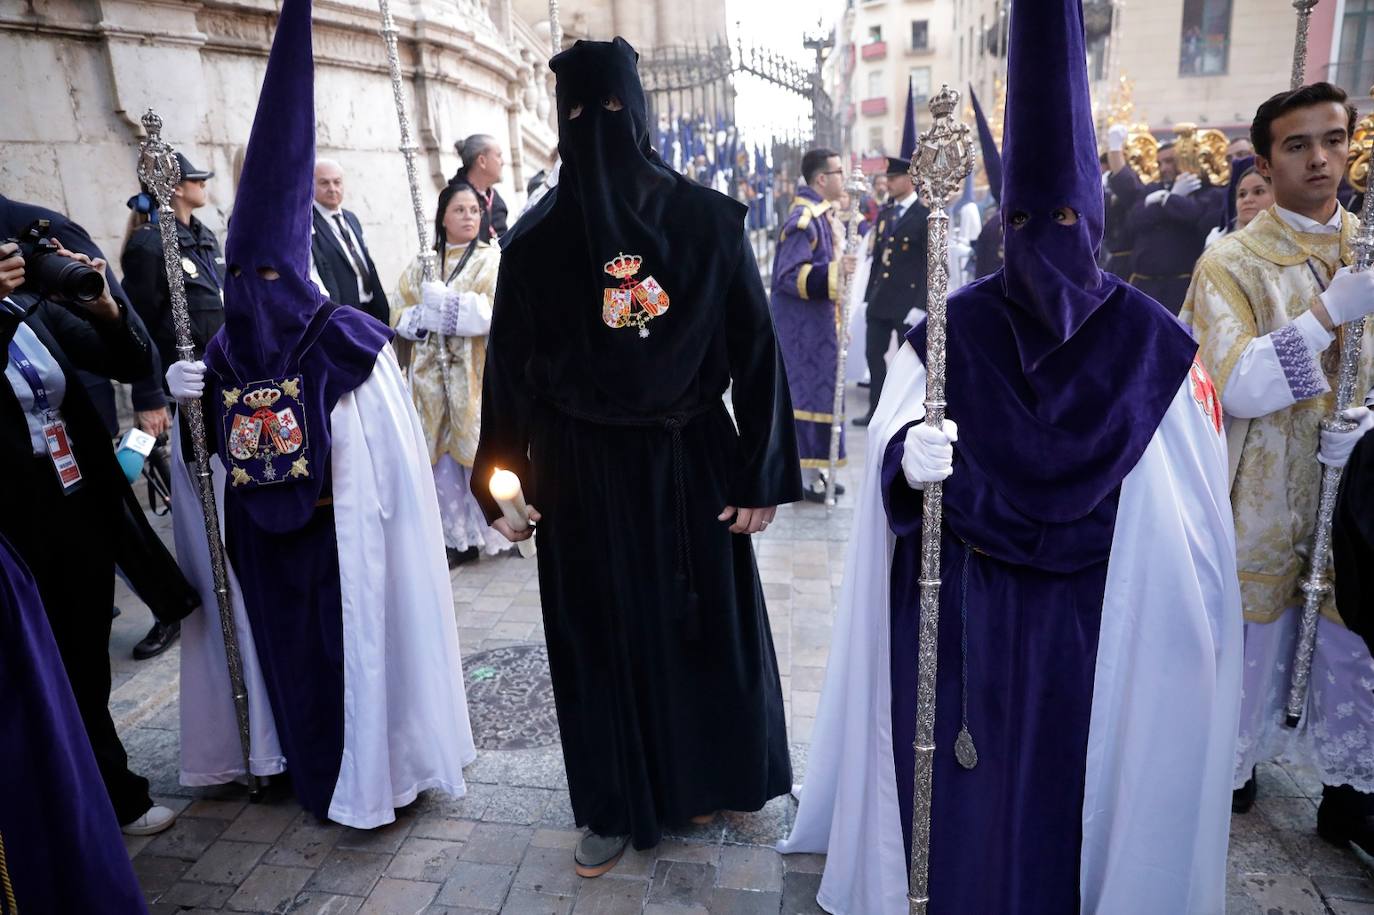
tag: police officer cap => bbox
[884,156,911,178]
[176,152,214,182]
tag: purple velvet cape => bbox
[880,272,1196,912]
[769,185,845,465]
[0,533,147,914]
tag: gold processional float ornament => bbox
[1118,122,1231,187]
[1347,109,1374,194]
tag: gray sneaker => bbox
[574,831,629,878]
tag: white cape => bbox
[778,343,1243,914]
[174,346,476,829]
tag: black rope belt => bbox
[543,398,720,639]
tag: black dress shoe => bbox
[133,621,181,661]
[852,413,873,427]
[1317,784,1374,855]
[1232,769,1257,814]
[447,546,479,569]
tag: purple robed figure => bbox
[0,533,147,914]
[780,1,1242,912]
[770,184,845,481]
[171,0,474,829]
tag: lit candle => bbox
[489,468,536,559]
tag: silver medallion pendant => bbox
[955,726,978,770]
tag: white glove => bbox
[903,307,925,327]
[440,290,493,337]
[1318,406,1374,469]
[1171,173,1202,197]
[1204,225,1225,249]
[166,360,206,404]
[902,419,958,487]
[395,305,428,341]
[1144,189,1168,207]
[1107,124,1129,153]
[1319,266,1374,326]
[416,280,448,333]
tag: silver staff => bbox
[137,110,259,797]
[1291,0,1319,90]
[548,0,562,57]
[906,85,975,915]
[1285,97,1371,728]
[378,0,436,285]
[825,159,869,507]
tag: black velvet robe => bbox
[474,206,802,849]
[1335,432,1374,653]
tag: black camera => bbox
[2,219,105,304]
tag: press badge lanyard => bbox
[8,339,83,492]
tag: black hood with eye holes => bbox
[501,38,749,416]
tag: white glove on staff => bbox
[902,419,959,487]
[1319,266,1374,326]
[417,280,448,333]
[1319,406,1374,469]
[1107,124,1129,153]
[1171,172,1202,198]
[1144,189,1169,207]
[166,360,206,404]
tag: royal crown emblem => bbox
[220,376,311,488]
[602,251,670,338]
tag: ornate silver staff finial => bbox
[823,155,871,508]
[1291,0,1319,90]
[905,83,975,915]
[136,108,260,799]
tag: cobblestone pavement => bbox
[108,384,1374,914]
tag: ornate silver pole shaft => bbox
[548,0,562,57]
[906,86,974,915]
[1291,0,1319,90]
[137,110,258,797]
[1285,154,1371,727]
[378,0,436,285]
[824,159,869,507]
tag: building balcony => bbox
[862,40,888,61]
[861,97,889,116]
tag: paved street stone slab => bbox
[305,847,391,896]
[158,880,236,909]
[221,799,300,844]
[263,810,345,868]
[515,845,582,897]
[132,854,191,900]
[435,860,518,909]
[181,839,268,885]
[571,878,648,914]
[705,887,784,914]
[283,892,365,915]
[360,877,442,914]
[387,836,467,882]
[225,863,313,912]
[144,815,228,861]
[647,860,717,907]
[718,845,784,892]
[502,887,576,914]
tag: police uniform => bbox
[120,154,226,374]
[861,157,929,419]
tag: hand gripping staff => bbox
[903,85,975,915]
[825,157,870,508]
[137,110,260,798]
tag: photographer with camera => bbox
[1,195,196,661]
[0,236,178,836]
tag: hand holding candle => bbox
[490,469,538,558]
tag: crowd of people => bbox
[5,0,1374,911]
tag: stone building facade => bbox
[0,0,558,291]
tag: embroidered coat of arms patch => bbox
[601,252,670,338]
[220,376,311,487]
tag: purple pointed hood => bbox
[969,86,1003,204]
[219,0,329,380]
[204,0,391,535]
[999,0,1109,370]
[899,78,918,161]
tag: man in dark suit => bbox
[857,155,929,426]
[310,158,390,324]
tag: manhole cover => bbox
[464,644,560,749]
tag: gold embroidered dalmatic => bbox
[1180,206,1374,625]
[391,241,500,468]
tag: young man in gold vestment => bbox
[1182,82,1374,851]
